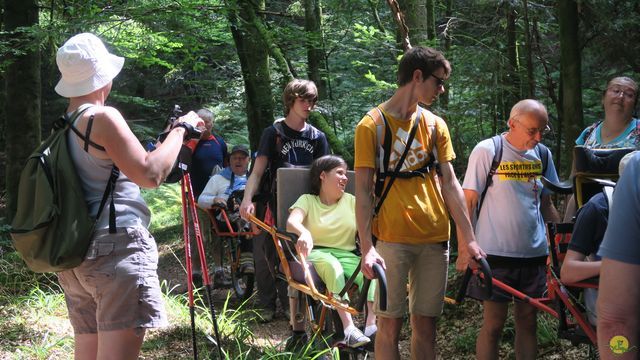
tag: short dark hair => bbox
[397,46,451,86]
[283,79,318,116]
[309,155,348,195]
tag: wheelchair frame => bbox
[199,198,256,302]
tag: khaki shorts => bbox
[57,226,168,334]
[375,240,449,318]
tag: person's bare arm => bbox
[240,155,268,218]
[456,188,480,272]
[597,258,640,360]
[439,161,485,272]
[92,107,202,188]
[541,194,561,223]
[287,207,313,257]
[560,250,600,283]
[355,167,384,279]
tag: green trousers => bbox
[307,247,376,302]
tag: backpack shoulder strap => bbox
[477,135,503,216]
[373,106,422,216]
[582,121,601,144]
[422,109,439,164]
[535,143,550,176]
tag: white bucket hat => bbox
[55,33,124,97]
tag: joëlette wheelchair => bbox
[455,146,634,357]
[199,189,255,301]
[247,167,387,358]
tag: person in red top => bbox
[187,108,228,283]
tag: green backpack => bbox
[10,105,118,273]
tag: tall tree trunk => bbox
[426,0,436,41]
[440,0,452,110]
[4,0,41,220]
[386,0,411,50]
[522,0,536,98]
[558,0,583,174]
[397,0,429,46]
[304,0,328,99]
[228,0,274,151]
[504,2,520,109]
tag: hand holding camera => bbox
[172,111,204,141]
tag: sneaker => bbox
[239,252,255,274]
[257,308,275,323]
[344,327,370,348]
[284,331,308,352]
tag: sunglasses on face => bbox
[429,73,446,87]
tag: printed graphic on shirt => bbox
[497,160,542,181]
[388,126,429,171]
[280,139,315,158]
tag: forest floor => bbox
[154,232,594,360]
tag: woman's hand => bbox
[177,111,204,129]
[296,231,313,258]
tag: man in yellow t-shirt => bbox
[354,46,485,359]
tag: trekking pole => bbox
[183,171,224,360]
[180,171,199,360]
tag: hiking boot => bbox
[239,252,254,274]
[257,308,275,323]
[284,331,309,352]
[344,327,370,348]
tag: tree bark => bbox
[558,0,583,173]
[4,0,41,220]
[504,1,520,110]
[426,0,436,41]
[304,0,328,99]
[386,0,411,50]
[522,0,536,98]
[228,0,275,151]
[397,0,429,46]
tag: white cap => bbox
[55,33,124,97]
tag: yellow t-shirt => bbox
[289,193,357,251]
[354,106,455,244]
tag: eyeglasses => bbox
[515,118,551,136]
[430,73,446,87]
[607,87,636,100]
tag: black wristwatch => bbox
[173,122,202,141]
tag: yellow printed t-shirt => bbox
[289,193,357,251]
[354,106,455,244]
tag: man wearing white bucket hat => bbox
[54,33,203,359]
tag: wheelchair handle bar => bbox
[357,262,387,312]
[455,257,492,304]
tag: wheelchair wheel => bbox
[226,236,254,301]
[231,268,254,301]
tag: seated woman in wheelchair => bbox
[560,151,637,324]
[287,155,377,348]
[564,76,638,221]
[198,144,253,273]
